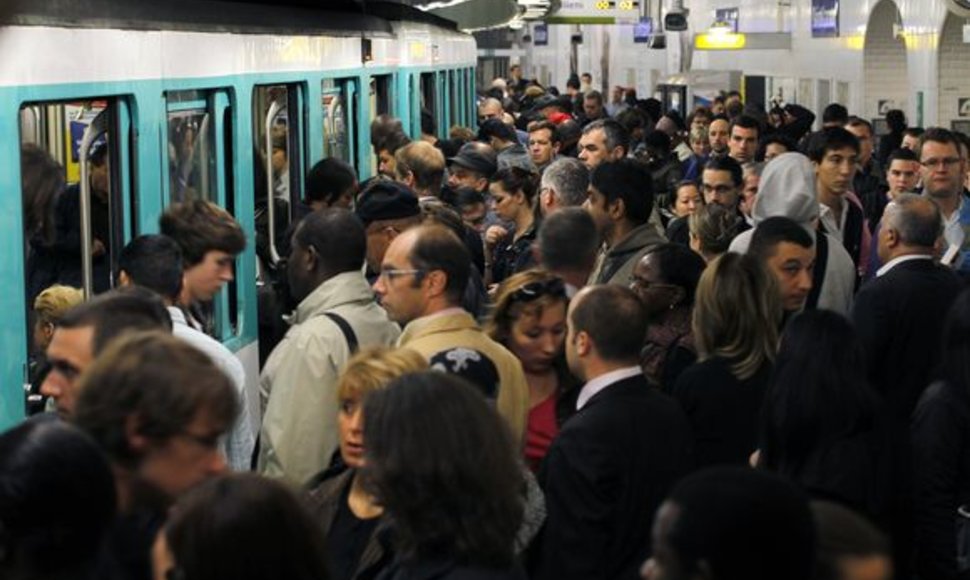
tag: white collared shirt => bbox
[576,366,643,411]
[875,254,933,277]
[942,196,965,259]
[818,197,848,242]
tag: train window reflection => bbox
[167,113,215,203]
[322,79,352,166]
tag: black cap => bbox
[354,180,420,227]
[477,118,517,143]
[447,142,498,178]
[533,94,559,111]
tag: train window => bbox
[252,84,305,273]
[420,72,437,131]
[372,75,392,117]
[322,78,354,168]
[166,90,217,203]
[19,98,133,412]
[368,75,393,175]
[449,70,459,129]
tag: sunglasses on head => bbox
[510,277,567,303]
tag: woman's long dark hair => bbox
[362,372,524,568]
[760,310,881,474]
[0,420,116,580]
[165,474,330,580]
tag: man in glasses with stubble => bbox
[373,224,529,446]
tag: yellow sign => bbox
[695,32,747,50]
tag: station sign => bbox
[811,0,839,38]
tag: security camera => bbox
[664,7,690,32]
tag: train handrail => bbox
[264,100,283,266]
[78,109,109,299]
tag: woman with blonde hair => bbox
[486,269,578,471]
[672,252,781,468]
[306,346,428,580]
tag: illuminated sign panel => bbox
[695,32,746,50]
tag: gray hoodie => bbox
[728,152,855,314]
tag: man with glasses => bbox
[373,224,529,443]
[259,209,400,484]
[72,330,239,580]
[918,127,970,273]
[701,156,750,235]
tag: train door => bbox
[252,84,306,272]
[420,72,438,138]
[368,75,393,176]
[18,97,135,415]
[163,88,241,340]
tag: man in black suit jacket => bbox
[851,193,962,428]
[851,193,962,576]
[536,285,693,580]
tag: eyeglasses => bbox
[378,268,426,282]
[702,183,735,195]
[921,157,962,169]
[510,278,567,303]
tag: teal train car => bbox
[0,0,477,430]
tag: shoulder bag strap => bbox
[322,311,359,354]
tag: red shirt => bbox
[525,394,559,472]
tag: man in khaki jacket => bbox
[259,209,400,484]
[373,224,529,443]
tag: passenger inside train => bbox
[9,19,970,580]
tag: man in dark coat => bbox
[852,193,962,428]
[851,193,963,575]
[535,285,693,580]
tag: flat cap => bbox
[354,180,420,226]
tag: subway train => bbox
[0,0,477,429]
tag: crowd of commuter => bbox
[7,63,970,580]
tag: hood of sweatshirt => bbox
[752,152,818,228]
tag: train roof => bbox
[0,0,461,36]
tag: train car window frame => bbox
[17,96,136,417]
[322,77,357,172]
[163,88,242,341]
[420,72,437,140]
